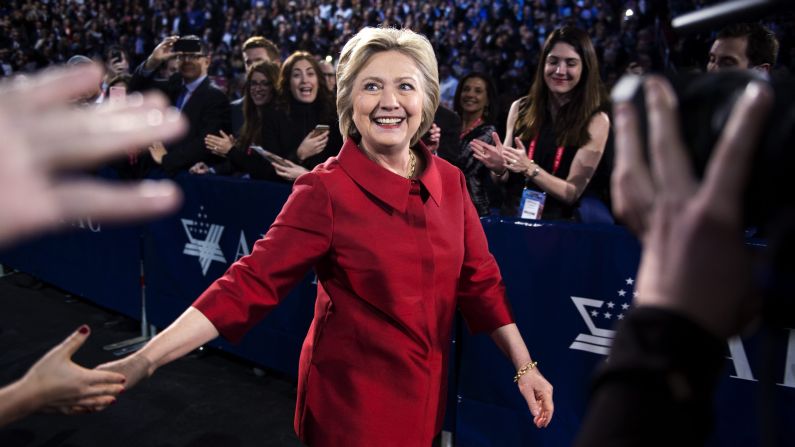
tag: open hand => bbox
[613,75,772,338]
[272,158,309,181]
[471,131,509,173]
[205,130,235,157]
[0,63,186,245]
[30,326,126,414]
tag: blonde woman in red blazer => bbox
[97,27,554,446]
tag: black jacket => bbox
[130,63,231,174]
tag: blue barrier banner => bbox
[143,174,316,377]
[0,222,142,319]
[454,219,641,446]
[454,218,795,446]
[3,174,793,444]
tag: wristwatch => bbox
[528,166,540,178]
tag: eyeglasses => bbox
[250,80,272,88]
[176,53,206,61]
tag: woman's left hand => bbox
[470,132,508,173]
[502,138,534,175]
[205,131,235,157]
[272,158,309,181]
[518,368,554,428]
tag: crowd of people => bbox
[3,1,792,95]
[1,1,791,222]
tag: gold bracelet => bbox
[513,360,538,383]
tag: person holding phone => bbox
[105,46,130,78]
[129,35,231,175]
[100,46,131,103]
[258,51,342,182]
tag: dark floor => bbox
[0,272,304,447]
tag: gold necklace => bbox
[406,149,417,179]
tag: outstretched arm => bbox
[96,307,219,390]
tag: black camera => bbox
[613,71,795,230]
[173,36,202,54]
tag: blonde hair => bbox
[336,27,439,147]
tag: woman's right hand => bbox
[471,131,509,174]
[205,130,235,157]
[296,129,329,161]
[95,353,153,393]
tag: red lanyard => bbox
[527,136,565,175]
[460,117,483,139]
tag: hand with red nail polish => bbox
[0,325,126,426]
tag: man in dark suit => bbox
[130,35,230,174]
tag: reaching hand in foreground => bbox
[0,63,187,244]
[612,75,772,338]
[0,326,126,426]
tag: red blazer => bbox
[193,138,514,446]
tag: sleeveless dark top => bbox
[502,100,611,220]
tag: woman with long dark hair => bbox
[191,60,280,179]
[472,26,611,220]
[453,72,500,216]
[260,51,342,182]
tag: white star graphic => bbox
[591,310,599,317]
[626,278,634,285]
[604,312,612,319]
[618,289,626,297]
[621,303,630,310]
[633,291,638,298]
[607,301,615,309]
[618,314,624,320]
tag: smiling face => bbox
[249,71,274,106]
[352,50,424,154]
[289,58,318,103]
[459,76,488,117]
[543,42,583,100]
